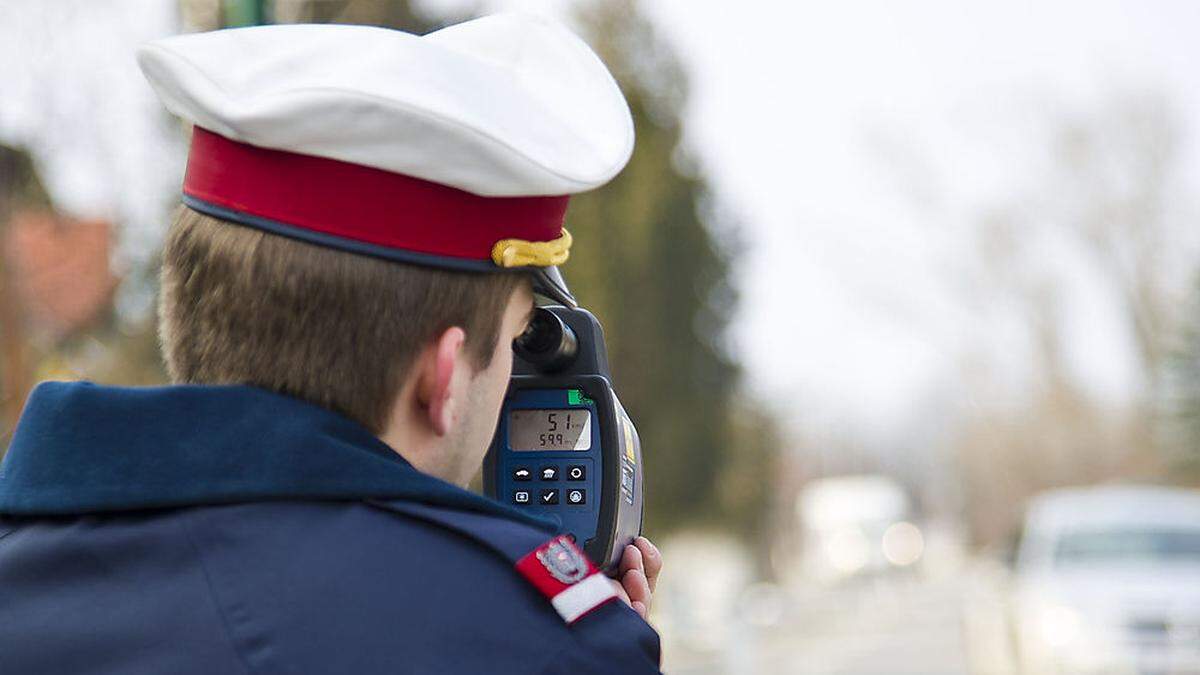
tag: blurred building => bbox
[5,212,116,341]
[1,144,119,441]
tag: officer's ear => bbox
[417,326,467,437]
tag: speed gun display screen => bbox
[509,409,592,451]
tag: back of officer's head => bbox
[158,206,523,434]
[143,16,635,442]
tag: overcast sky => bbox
[443,0,1200,444]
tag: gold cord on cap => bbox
[491,229,572,268]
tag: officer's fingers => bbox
[620,543,644,577]
[634,537,662,592]
[631,600,648,619]
[610,579,632,606]
[620,545,652,609]
[621,566,652,612]
[610,574,650,620]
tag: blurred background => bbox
[2,1,1199,673]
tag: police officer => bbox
[0,14,662,674]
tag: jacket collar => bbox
[0,381,554,531]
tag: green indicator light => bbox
[567,389,594,406]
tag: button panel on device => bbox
[506,457,594,550]
[508,460,592,509]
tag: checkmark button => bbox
[539,489,559,505]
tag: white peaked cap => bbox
[137,13,634,197]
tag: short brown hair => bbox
[159,207,523,432]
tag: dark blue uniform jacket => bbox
[0,382,661,674]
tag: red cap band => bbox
[182,127,570,262]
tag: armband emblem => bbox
[516,535,617,624]
[538,538,589,584]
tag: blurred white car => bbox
[1011,485,1200,675]
[797,474,924,584]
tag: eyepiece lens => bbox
[517,311,560,355]
[514,308,578,371]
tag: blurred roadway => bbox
[661,574,989,675]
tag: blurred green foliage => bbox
[564,1,777,539]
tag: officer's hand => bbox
[611,536,662,620]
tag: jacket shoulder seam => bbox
[178,513,256,675]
